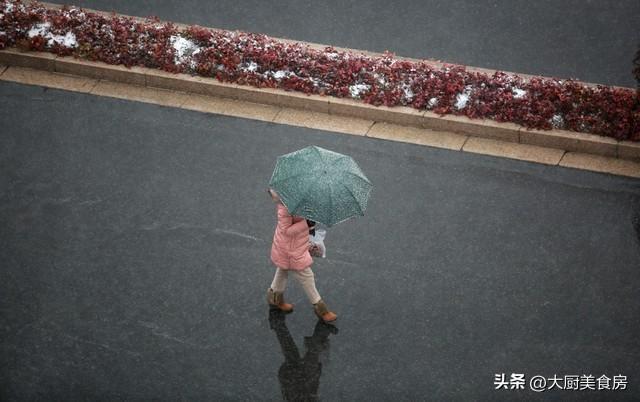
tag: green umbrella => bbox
[269,145,373,227]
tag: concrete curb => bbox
[1,46,637,166]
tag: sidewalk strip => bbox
[423,113,522,143]
[1,66,97,93]
[520,127,618,158]
[56,56,147,86]
[559,152,640,178]
[273,108,373,136]
[91,81,189,108]
[0,65,7,76]
[367,122,468,151]
[181,93,280,122]
[327,97,425,128]
[618,141,640,161]
[462,137,566,165]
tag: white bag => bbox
[309,229,327,258]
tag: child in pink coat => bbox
[267,188,337,323]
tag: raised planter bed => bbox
[0,0,639,162]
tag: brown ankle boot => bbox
[313,299,337,323]
[267,288,293,313]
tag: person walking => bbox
[266,188,337,323]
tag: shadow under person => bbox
[269,310,338,401]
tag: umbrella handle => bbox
[267,188,282,203]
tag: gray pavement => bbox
[46,0,640,88]
[1,81,640,400]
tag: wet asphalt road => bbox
[46,0,640,88]
[1,79,640,400]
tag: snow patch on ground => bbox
[512,88,527,99]
[240,61,258,73]
[28,22,51,38]
[349,83,370,98]
[170,35,200,65]
[455,93,470,109]
[373,73,387,87]
[4,2,14,13]
[47,31,77,47]
[427,97,438,109]
[551,114,565,129]
[455,86,473,110]
[273,70,288,80]
[401,83,414,102]
[261,69,325,87]
[309,77,323,87]
[27,22,77,48]
[263,70,295,80]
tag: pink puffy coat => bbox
[270,202,313,270]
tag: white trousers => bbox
[270,267,322,305]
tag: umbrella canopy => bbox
[269,146,372,227]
